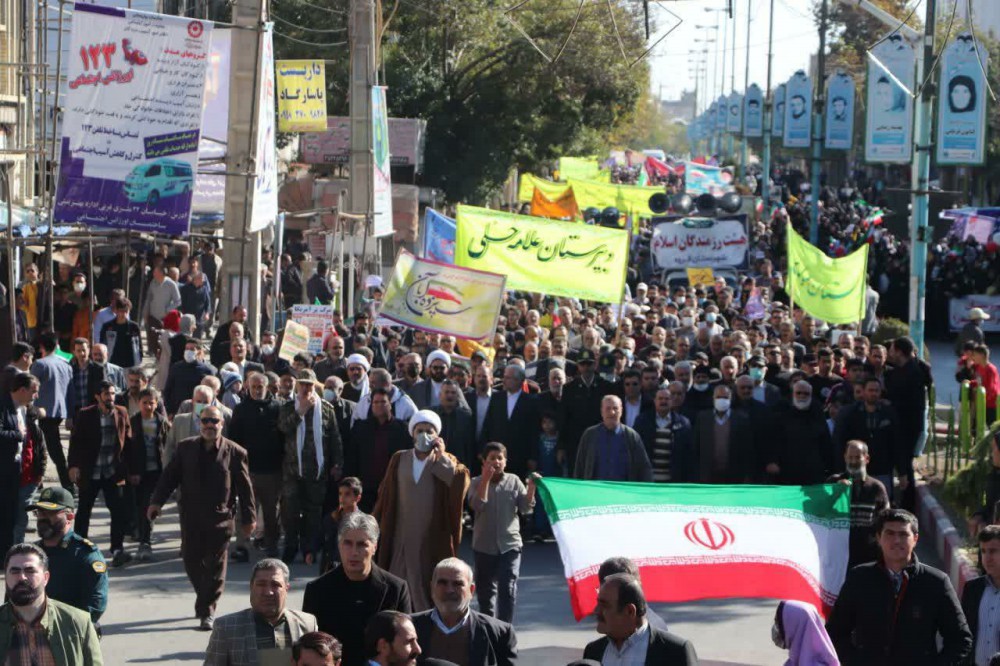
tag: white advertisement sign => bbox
[651,218,749,270]
[53,5,213,235]
[291,304,334,353]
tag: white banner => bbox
[865,35,915,164]
[192,28,230,215]
[249,24,278,232]
[372,86,394,237]
[53,6,213,235]
[949,295,1000,333]
[291,304,334,353]
[651,218,749,270]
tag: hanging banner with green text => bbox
[787,226,869,324]
[455,204,629,303]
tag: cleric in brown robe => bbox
[372,409,470,612]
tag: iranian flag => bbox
[537,479,850,620]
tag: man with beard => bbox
[409,350,453,410]
[205,558,318,665]
[342,354,371,403]
[0,543,102,664]
[364,611,421,666]
[411,558,518,665]
[32,487,108,626]
[826,440,889,568]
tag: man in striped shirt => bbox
[633,383,694,483]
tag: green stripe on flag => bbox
[537,479,850,528]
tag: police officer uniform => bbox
[32,486,109,626]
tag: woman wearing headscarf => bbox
[772,600,839,665]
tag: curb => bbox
[916,484,978,594]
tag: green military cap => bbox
[30,487,76,511]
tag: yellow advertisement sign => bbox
[380,249,507,340]
[455,204,629,303]
[276,60,327,132]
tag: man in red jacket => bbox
[971,344,1000,424]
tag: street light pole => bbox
[761,0,776,213]
[809,0,828,245]
[741,0,752,180]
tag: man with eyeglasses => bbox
[148,404,256,631]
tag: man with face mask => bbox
[67,380,133,567]
[826,440,889,567]
[410,558,518,665]
[746,355,781,406]
[342,354,372,403]
[257,330,291,377]
[278,370,344,566]
[229,372,285,558]
[693,385,755,483]
[0,544,102,664]
[765,381,835,486]
[373,410,470,612]
[163,339,217,415]
[393,352,422,393]
[685,364,715,415]
[32,487,108,626]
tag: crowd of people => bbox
[0,163,999,664]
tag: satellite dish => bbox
[648,192,670,214]
[694,193,717,215]
[671,193,694,215]
[718,192,743,214]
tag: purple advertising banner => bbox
[53,5,213,235]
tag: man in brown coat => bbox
[67,379,133,567]
[147,405,256,630]
[372,409,469,612]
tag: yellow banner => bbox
[455,204,629,303]
[276,60,327,132]
[686,267,715,286]
[380,249,507,340]
[518,174,572,203]
[557,156,608,182]
[568,178,662,218]
[787,227,869,324]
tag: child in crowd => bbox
[220,371,243,411]
[128,387,170,561]
[318,476,364,573]
[533,412,563,541]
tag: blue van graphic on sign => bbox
[124,158,194,206]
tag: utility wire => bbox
[913,0,958,97]
[271,13,346,33]
[867,0,922,51]
[273,30,347,47]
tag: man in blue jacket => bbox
[31,333,74,490]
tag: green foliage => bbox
[272,0,649,203]
[943,422,1000,520]
[871,316,909,346]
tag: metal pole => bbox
[809,0,828,244]
[86,237,95,345]
[4,169,15,342]
[741,0,752,180]
[910,0,936,359]
[761,0,775,213]
[272,212,283,331]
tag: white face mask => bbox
[414,432,435,453]
[714,398,731,413]
[322,389,336,402]
[793,397,812,410]
[193,403,207,416]
[693,382,709,392]
[73,282,86,294]
[261,344,275,356]
[184,350,197,363]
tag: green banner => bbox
[455,204,629,303]
[787,226,869,324]
[557,156,607,182]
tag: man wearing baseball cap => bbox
[31,486,109,627]
[956,307,990,356]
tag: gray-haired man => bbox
[302,513,411,666]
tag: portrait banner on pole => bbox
[744,84,764,137]
[276,60,327,132]
[773,84,786,137]
[937,33,988,166]
[380,249,506,340]
[865,35,915,164]
[455,204,629,303]
[727,93,743,133]
[53,5,214,235]
[783,71,812,148]
[372,86,394,237]
[825,71,855,151]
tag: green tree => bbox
[272,0,649,203]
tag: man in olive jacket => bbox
[1,543,102,664]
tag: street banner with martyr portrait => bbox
[715,96,728,131]
[783,71,812,149]
[865,35,915,164]
[455,204,629,303]
[744,84,764,137]
[773,84,786,137]
[380,249,506,340]
[787,226,869,324]
[727,93,743,134]
[276,60,327,132]
[937,33,989,165]
[53,6,214,235]
[825,71,855,151]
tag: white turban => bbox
[408,409,442,437]
[346,353,371,371]
[427,349,451,368]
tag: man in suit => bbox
[303,512,411,666]
[961,525,1000,664]
[1,373,40,558]
[0,341,33,396]
[574,395,653,482]
[693,384,756,483]
[408,349,452,410]
[633,384,693,483]
[67,379,133,567]
[745,355,782,407]
[224,338,265,381]
[481,364,539,479]
[91,343,127,393]
[466,365,494,448]
[411,558,517,666]
[583,573,697,665]
[205,557,317,665]
[433,380,477,471]
[31,332,74,490]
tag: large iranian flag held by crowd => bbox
[537,478,850,620]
